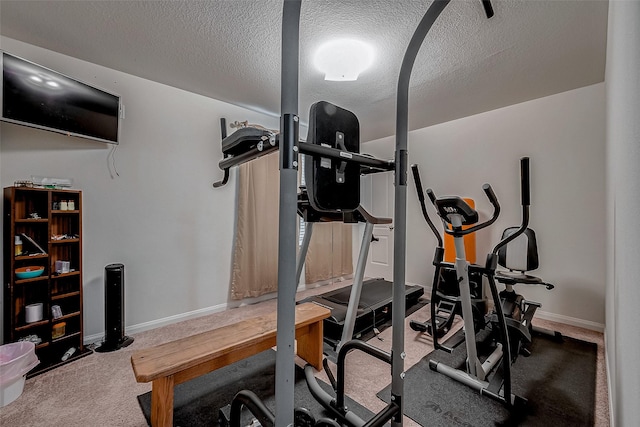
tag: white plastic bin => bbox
[0,341,39,407]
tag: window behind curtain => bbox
[230,152,279,299]
[230,148,353,299]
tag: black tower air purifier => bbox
[96,263,134,352]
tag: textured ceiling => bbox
[0,0,608,142]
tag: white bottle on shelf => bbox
[61,347,76,361]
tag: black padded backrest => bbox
[497,227,540,272]
[304,101,360,212]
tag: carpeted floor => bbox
[377,333,597,426]
[0,279,610,426]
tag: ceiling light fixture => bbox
[313,39,375,81]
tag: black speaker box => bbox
[96,263,134,352]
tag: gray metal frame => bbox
[339,221,374,350]
[274,0,492,424]
[295,217,375,351]
[276,2,301,425]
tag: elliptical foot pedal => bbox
[410,320,428,332]
[427,314,454,337]
[410,300,456,337]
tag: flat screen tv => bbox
[1,51,121,144]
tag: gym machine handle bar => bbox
[213,118,230,188]
[411,164,443,247]
[426,183,500,237]
[481,0,495,18]
[492,156,531,255]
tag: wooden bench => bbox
[130,302,331,427]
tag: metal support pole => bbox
[295,222,314,286]
[338,221,375,350]
[275,1,301,426]
[393,1,451,424]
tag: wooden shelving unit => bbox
[3,186,91,376]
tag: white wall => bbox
[363,83,606,328]
[605,1,640,425]
[0,36,609,344]
[0,37,279,341]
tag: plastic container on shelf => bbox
[52,322,66,339]
[15,266,45,279]
[25,303,43,323]
[0,341,39,407]
[15,236,22,256]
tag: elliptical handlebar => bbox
[482,183,499,212]
[492,157,531,254]
[426,188,437,205]
[428,184,501,237]
[521,156,531,207]
[458,183,500,235]
[411,164,443,247]
[481,0,495,18]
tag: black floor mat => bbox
[137,349,373,426]
[377,333,597,426]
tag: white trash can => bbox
[0,341,39,407]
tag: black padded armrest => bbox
[221,127,275,156]
[353,206,392,225]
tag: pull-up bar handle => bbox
[213,118,230,188]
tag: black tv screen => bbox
[1,52,121,144]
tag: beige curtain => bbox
[230,152,279,299]
[230,150,354,298]
[305,222,353,284]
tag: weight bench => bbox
[130,302,331,427]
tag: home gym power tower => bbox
[229,1,495,425]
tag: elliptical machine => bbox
[421,157,535,407]
[492,167,562,357]
[409,166,487,339]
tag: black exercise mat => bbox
[377,334,597,426]
[137,349,373,426]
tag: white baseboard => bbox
[84,281,340,345]
[84,333,103,345]
[83,275,360,345]
[535,309,605,333]
[84,302,229,345]
[604,331,615,427]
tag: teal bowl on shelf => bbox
[15,266,45,279]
